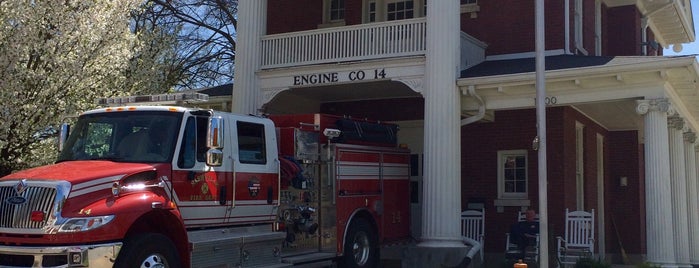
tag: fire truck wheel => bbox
[342,218,378,268]
[114,233,181,268]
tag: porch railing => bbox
[261,18,427,69]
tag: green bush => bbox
[574,258,611,268]
[635,262,661,268]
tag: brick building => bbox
[229,0,697,266]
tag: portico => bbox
[230,0,699,266]
[458,54,699,266]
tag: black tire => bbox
[114,233,181,268]
[341,218,379,268]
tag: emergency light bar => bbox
[96,92,209,106]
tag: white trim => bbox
[596,133,606,260]
[574,0,586,55]
[575,122,585,210]
[565,0,571,54]
[485,49,566,61]
[494,198,531,207]
[497,149,529,200]
[320,0,346,28]
[595,0,602,56]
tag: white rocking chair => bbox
[461,209,485,263]
[556,209,595,267]
[505,211,540,262]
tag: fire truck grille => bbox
[0,185,57,229]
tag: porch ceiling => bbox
[572,100,642,131]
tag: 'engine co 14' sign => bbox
[293,69,387,86]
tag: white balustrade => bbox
[261,18,427,68]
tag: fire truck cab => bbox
[0,93,411,268]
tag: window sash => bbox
[330,0,345,21]
[387,0,414,21]
[498,150,528,199]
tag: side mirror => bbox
[207,117,224,149]
[206,117,224,167]
[58,123,70,152]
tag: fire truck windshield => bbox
[56,111,183,163]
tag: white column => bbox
[419,0,462,248]
[668,116,690,267]
[684,132,699,265]
[636,99,676,267]
[231,0,267,114]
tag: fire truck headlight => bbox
[58,215,115,233]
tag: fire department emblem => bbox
[201,183,209,195]
[5,179,28,205]
[248,178,261,198]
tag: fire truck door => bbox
[225,119,278,224]
[172,115,230,227]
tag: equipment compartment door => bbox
[380,152,410,241]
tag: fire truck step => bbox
[282,252,336,267]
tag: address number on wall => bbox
[534,96,558,105]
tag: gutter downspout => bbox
[461,85,485,126]
[565,0,571,54]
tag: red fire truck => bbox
[0,93,411,267]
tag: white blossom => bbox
[0,0,173,174]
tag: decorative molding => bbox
[261,87,289,104]
[684,132,696,143]
[636,98,670,115]
[392,77,424,94]
[668,116,685,130]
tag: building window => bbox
[363,0,425,23]
[574,0,587,55]
[322,0,346,27]
[368,0,377,22]
[497,150,528,199]
[460,0,480,18]
[387,0,414,21]
[330,0,345,21]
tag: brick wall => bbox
[459,106,642,255]
[603,5,642,56]
[607,131,644,254]
[267,0,323,34]
[460,0,566,55]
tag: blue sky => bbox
[663,3,699,56]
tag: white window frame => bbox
[575,122,585,210]
[574,0,588,55]
[497,149,529,200]
[321,0,346,28]
[362,0,425,23]
[460,0,480,18]
[386,0,415,21]
[366,0,378,22]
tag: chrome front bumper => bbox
[0,242,122,268]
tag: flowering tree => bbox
[0,0,176,175]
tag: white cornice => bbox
[457,56,696,88]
